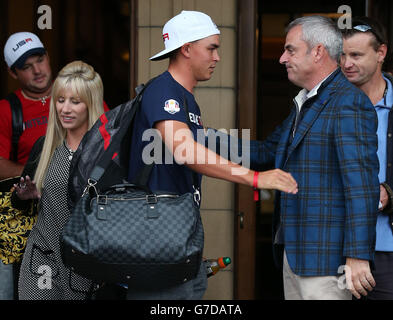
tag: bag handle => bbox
[106,183,151,194]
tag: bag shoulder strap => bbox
[5,93,23,162]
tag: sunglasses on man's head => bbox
[352,24,384,44]
[353,24,372,32]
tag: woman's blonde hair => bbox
[34,60,104,192]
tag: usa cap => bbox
[150,11,220,61]
[4,32,46,69]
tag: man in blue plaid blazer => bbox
[248,16,380,299]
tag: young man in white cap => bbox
[0,32,52,300]
[0,32,53,181]
[126,10,298,299]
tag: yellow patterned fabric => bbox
[0,190,37,264]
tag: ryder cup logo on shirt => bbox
[164,99,180,114]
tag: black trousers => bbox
[367,251,393,300]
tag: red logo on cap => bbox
[12,38,33,52]
[163,33,169,41]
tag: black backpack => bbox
[67,79,156,211]
[5,93,23,162]
[0,93,24,191]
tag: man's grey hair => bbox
[287,15,343,62]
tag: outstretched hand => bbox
[257,169,298,194]
[13,175,40,200]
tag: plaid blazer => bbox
[250,69,380,276]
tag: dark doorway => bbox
[255,0,367,300]
[0,0,132,109]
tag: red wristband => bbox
[253,171,259,201]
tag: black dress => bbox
[14,138,93,300]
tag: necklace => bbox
[21,90,50,106]
[383,80,388,99]
[39,96,49,105]
[64,141,76,161]
[67,148,75,161]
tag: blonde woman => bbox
[12,61,105,300]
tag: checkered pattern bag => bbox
[61,182,203,288]
[61,80,203,289]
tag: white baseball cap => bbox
[4,32,46,69]
[150,11,220,61]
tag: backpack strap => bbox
[5,93,23,162]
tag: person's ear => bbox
[7,67,18,80]
[312,44,324,63]
[377,43,388,64]
[181,43,192,58]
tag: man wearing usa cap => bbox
[0,32,52,300]
[0,32,53,181]
[126,11,298,299]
